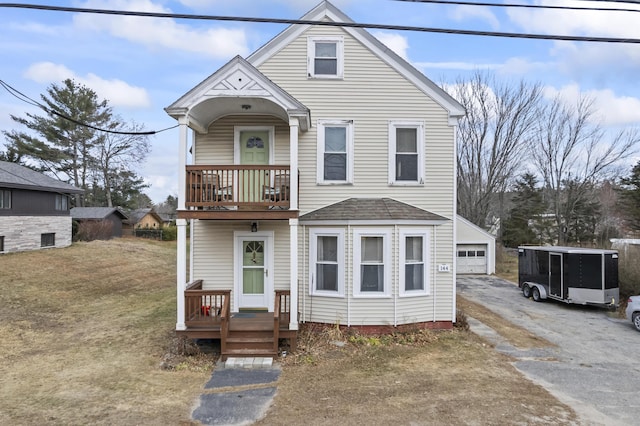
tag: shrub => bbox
[74,220,114,241]
[161,226,177,241]
[618,245,640,299]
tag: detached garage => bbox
[456,215,495,275]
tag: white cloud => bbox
[74,0,249,59]
[543,83,640,126]
[24,62,151,108]
[449,5,500,30]
[372,31,409,60]
[508,0,640,37]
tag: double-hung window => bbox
[353,229,391,297]
[389,121,424,184]
[0,190,11,209]
[317,120,353,184]
[307,36,344,78]
[309,228,344,297]
[400,230,430,296]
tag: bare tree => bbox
[96,120,150,207]
[449,71,543,228]
[531,94,640,244]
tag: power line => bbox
[0,79,178,136]
[394,0,640,13]
[0,2,639,44]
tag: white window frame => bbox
[388,121,425,185]
[353,228,392,298]
[316,119,354,184]
[399,229,430,297]
[307,36,344,79]
[309,228,345,297]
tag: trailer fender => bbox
[523,282,547,300]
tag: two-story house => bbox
[0,160,83,253]
[165,1,464,359]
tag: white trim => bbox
[316,119,354,184]
[233,126,275,165]
[399,229,431,297]
[307,35,344,79]
[289,218,299,330]
[233,231,275,311]
[388,120,425,185]
[300,219,448,226]
[309,228,345,298]
[353,228,392,298]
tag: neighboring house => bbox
[71,207,129,238]
[0,160,83,253]
[127,208,164,230]
[165,1,465,358]
[456,215,496,275]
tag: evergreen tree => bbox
[619,161,640,231]
[501,173,547,247]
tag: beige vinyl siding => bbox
[299,224,454,326]
[255,26,456,324]
[194,115,290,164]
[258,25,455,219]
[192,220,291,311]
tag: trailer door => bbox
[549,253,562,298]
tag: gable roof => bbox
[299,198,449,224]
[0,161,83,194]
[247,1,465,121]
[71,207,128,221]
[128,208,163,224]
[165,55,310,132]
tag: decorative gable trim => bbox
[165,56,310,132]
[247,0,465,121]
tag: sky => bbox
[2,0,640,203]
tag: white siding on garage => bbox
[456,215,495,275]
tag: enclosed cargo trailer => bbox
[518,246,619,307]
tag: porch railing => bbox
[184,280,231,328]
[185,165,291,210]
[274,290,290,354]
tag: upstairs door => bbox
[237,128,272,203]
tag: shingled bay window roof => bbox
[299,198,449,224]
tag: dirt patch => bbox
[258,325,576,425]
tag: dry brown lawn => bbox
[0,238,576,425]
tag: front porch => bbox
[177,281,297,360]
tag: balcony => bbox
[178,165,298,220]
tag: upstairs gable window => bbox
[308,36,344,79]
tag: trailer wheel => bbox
[532,287,541,302]
[522,284,531,298]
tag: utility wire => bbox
[0,3,639,43]
[394,0,640,13]
[0,79,178,135]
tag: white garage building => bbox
[456,215,495,275]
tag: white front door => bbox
[235,232,274,310]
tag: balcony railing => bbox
[185,165,291,210]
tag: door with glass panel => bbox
[236,234,272,309]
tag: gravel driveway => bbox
[458,275,640,426]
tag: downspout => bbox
[302,224,306,323]
[347,224,351,327]
[394,224,398,327]
[433,225,437,323]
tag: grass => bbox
[0,238,210,425]
[0,238,576,425]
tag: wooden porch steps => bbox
[223,330,277,359]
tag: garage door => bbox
[457,244,487,274]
